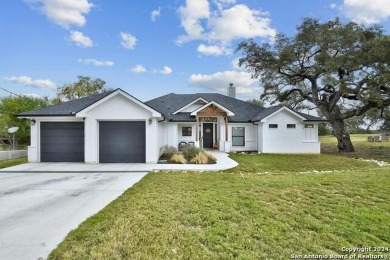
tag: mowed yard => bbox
[49,136,390,259]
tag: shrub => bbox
[169,153,187,164]
[160,146,178,160]
[190,152,209,164]
[203,151,217,164]
[181,146,201,160]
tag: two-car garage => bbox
[21,89,161,163]
[40,121,146,163]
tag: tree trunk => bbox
[328,117,355,152]
[319,105,355,152]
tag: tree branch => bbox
[342,99,390,119]
[281,88,313,103]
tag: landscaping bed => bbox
[159,146,217,164]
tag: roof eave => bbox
[17,114,77,118]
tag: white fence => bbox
[0,150,27,161]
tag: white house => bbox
[18,88,325,164]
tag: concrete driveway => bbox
[0,171,147,260]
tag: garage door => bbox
[99,121,145,163]
[41,122,84,162]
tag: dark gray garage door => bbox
[99,121,146,163]
[41,122,84,162]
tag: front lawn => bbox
[49,155,390,259]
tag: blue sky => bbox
[1,0,390,101]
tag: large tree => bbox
[237,18,390,152]
[246,98,265,107]
[54,76,107,103]
[0,95,49,145]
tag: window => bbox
[182,127,192,136]
[232,127,245,146]
[287,124,296,129]
[269,124,278,129]
[304,124,315,141]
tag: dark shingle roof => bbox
[18,90,116,117]
[18,88,325,122]
[251,105,283,122]
[297,112,327,121]
[145,93,266,122]
[251,105,326,122]
[146,93,325,122]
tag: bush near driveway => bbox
[49,154,390,259]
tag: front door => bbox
[203,123,213,149]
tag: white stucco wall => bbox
[257,123,263,153]
[261,110,320,153]
[229,123,257,152]
[165,123,179,149]
[158,122,168,155]
[82,94,159,163]
[178,123,196,143]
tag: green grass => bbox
[0,157,27,169]
[49,154,390,260]
[320,134,390,163]
[226,153,382,173]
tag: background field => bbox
[320,134,390,163]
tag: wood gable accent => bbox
[195,104,229,142]
[196,104,227,117]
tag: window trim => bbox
[182,126,192,137]
[232,127,245,146]
[269,124,278,129]
[287,124,296,129]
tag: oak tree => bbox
[237,18,390,152]
[0,95,49,144]
[54,76,107,103]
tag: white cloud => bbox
[131,65,147,73]
[120,32,137,50]
[24,0,93,28]
[340,0,390,24]
[78,58,114,66]
[208,5,276,42]
[177,0,210,44]
[151,7,161,22]
[177,1,276,56]
[160,66,173,75]
[188,70,261,98]
[69,30,93,47]
[213,0,236,11]
[4,76,56,90]
[231,57,241,70]
[197,44,232,56]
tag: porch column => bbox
[196,116,199,141]
[224,116,228,141]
